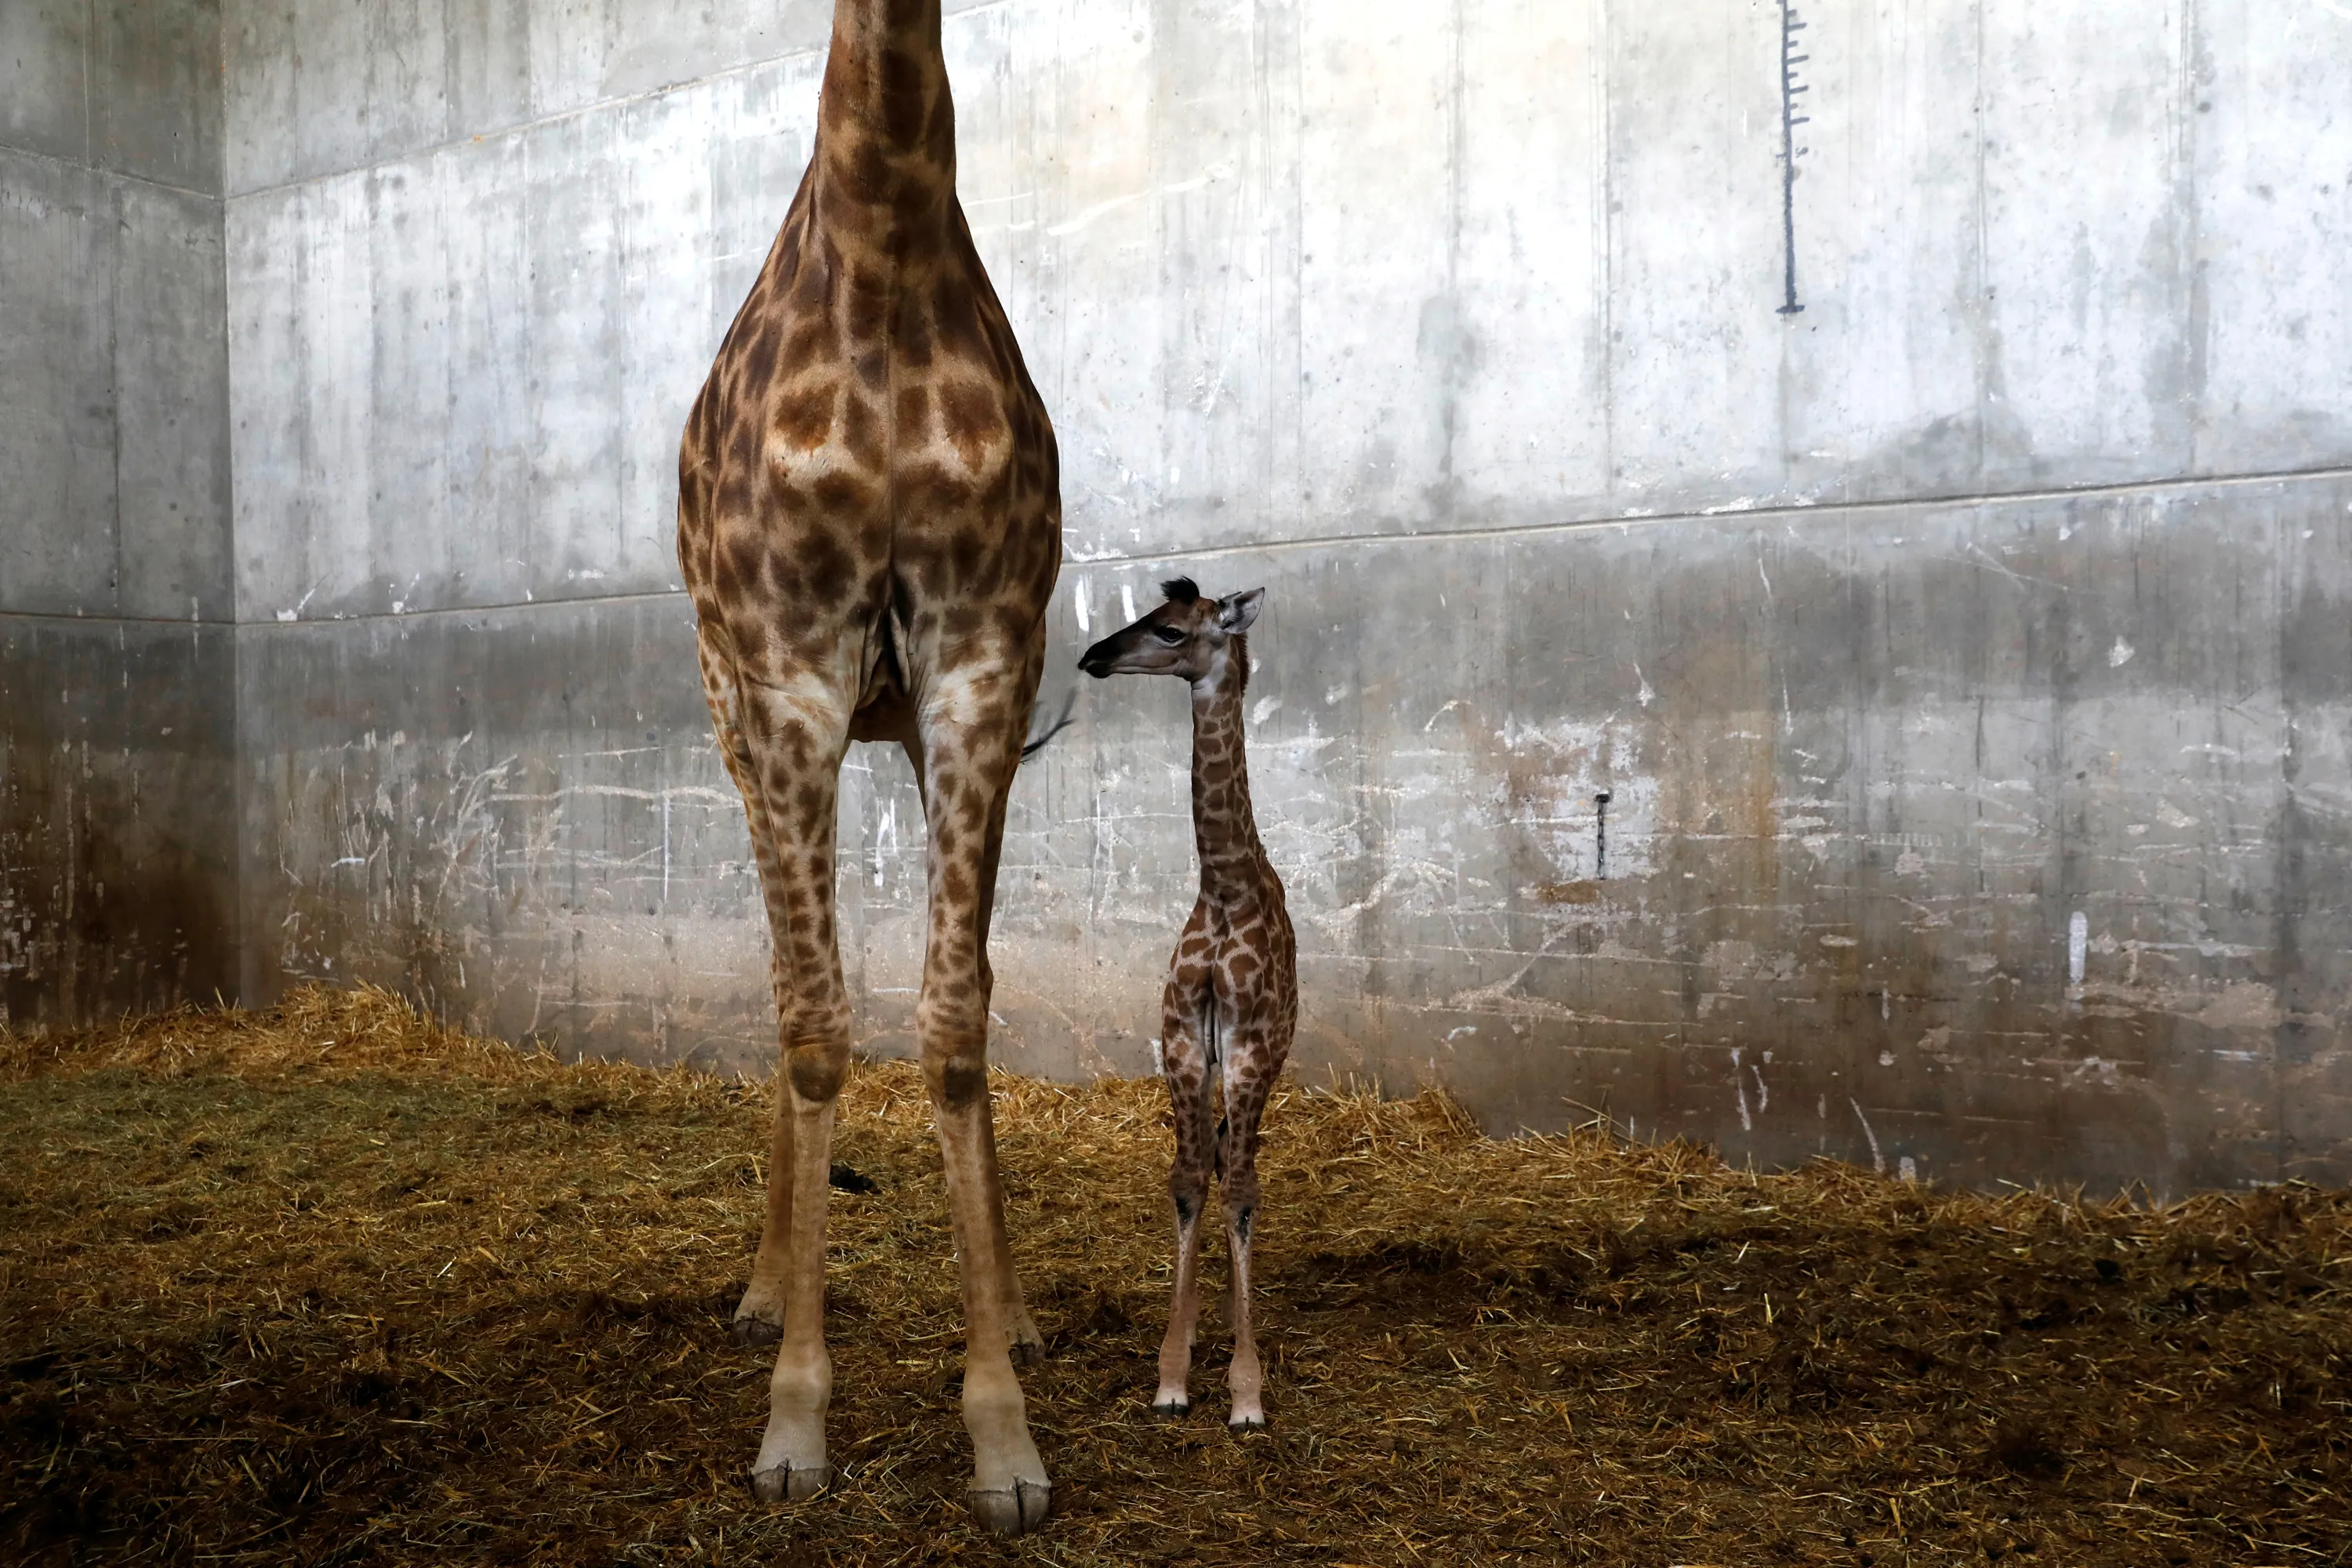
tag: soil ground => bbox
[2,988,2347,1566]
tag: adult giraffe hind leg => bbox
[1153,939,1215,1417]
[912,658,1051,1534]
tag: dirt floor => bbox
[2,989,2347,1566]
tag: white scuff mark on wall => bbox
[487,782,738,807]
[2108,637,2135,667]
[1120,582,1137,622]
[1732,1047,1752,1132]
[873,797,898,889]
[1850,1098,1886,1174]
[1073,579,1091,633]
[1046,162,1233,237]
[1250,696,1282,725]
[1751,1064,1769,1112]
[1632,662,1655,708]
[2068,911,2089,986]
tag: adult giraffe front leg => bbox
[695,624,799,1349]
[912,652,1052,1534]
[721,661,862,1505]
[897,731,1047,1369]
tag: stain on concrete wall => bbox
[0,0,234,1030]
[0,620,239,1030]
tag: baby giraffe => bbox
[1080,578,1298,1429]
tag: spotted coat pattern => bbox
[674,0,1057,1536]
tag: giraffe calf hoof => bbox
[1150,1395,1191,1419]
[968,1478,1052,1535]
[1007,1331,1047,1367]
[751,1461,832,1504]
[1227,1413,1269,1434]
[731,1314,784,1348]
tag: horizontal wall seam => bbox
[0,610,234,630]
[222,0,1028,200]
[176,458,2352,631]
[1121,462,2352,567]
[226,44,822,201]
[0,139,222,201]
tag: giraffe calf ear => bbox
[1218,587,1265,635]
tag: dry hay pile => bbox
[2,988,2348,1566]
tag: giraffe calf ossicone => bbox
[1080,579,1299,1430]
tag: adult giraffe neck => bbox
[816,0,956,252]
[1189,637,1268,904]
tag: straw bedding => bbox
[2,986,2346,1565]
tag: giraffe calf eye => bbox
[1154,626,1186,644]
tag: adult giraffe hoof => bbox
[968,1478,1051,1535]
[731,1313,783,1348]
[751,1461,832,1504]
[1150,1394,1191,1419]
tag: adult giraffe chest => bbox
[762,242,1029,531]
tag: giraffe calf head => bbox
[1078,577,1265,682]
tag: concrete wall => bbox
[10,0,2351,1193]
[0,0,234,1029]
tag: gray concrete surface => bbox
[0,0,233,1029]
[9,0,2352,1192]
[231,470,2352,1194]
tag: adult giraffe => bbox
[675,0,1058,1534]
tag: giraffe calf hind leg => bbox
[1218,1062,1275,1432]
[1223,1191,1266,1432]
[1153,1009,1214,1417]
